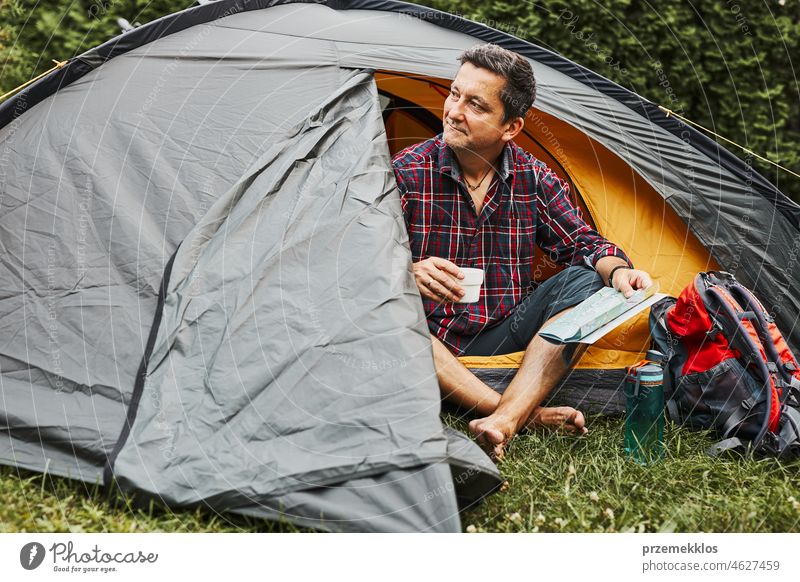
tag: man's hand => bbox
[612,268,654,298]
[413,257,465,302]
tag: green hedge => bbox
[1,0,798,201]
[420,0,799,203]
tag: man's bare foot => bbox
[468,415,516,460]
[526,406,588,435]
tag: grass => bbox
[452,415,800,533]
[1,416,798,533]
[0,469,300,533]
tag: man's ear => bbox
[501,116,524,142]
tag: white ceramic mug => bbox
[457,267,484,303]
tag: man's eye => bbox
[471,103,483,111]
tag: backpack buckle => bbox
[758,431,780,456]
[705,323,722,341]
[789,376,800,397]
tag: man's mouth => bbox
[446,121,466,134]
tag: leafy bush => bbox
[1,0,798,201]
[420,0,800,202]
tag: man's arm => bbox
[535,167,652,295]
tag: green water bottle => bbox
[624,350,665,464]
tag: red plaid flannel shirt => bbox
[392,135,632,355]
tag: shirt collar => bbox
[436,134,516,183]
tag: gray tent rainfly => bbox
[1,0,798,532]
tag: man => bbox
[392,44,653,458]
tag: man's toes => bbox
[528,406,588,435]
[568,409,585,429]
[567,410,588,435]
[492,442,506,461]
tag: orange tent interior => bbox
[376,71,719,370]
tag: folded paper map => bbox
[539,284,666,344]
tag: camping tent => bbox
[1,0,798,532]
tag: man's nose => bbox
[447,97,466,119]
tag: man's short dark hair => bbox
[458,44,536,123]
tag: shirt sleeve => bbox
[535,167,633,270]
[391,157,411,228]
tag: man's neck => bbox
[453,143,505,182]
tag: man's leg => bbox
[431,334,500,417]
[429,265,603,456]
[457,265,603,457]
[431,331,586,432]
[468,307,588,458]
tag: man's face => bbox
[443,62,512,155]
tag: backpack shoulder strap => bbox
[702,280,779,442]
[665,397,681,424]
[728,280,800,400]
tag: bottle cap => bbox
[645,349,666,363]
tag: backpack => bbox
[649,271,800,459]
